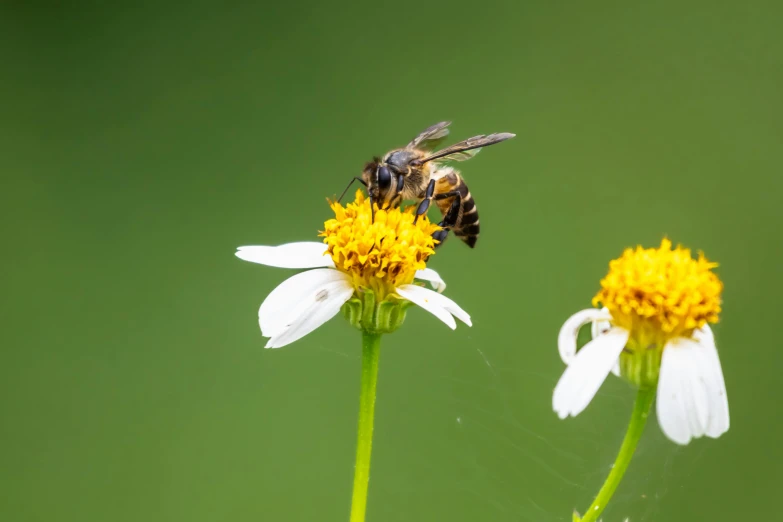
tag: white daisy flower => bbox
[553,239,729,445]
[236,191,470,348]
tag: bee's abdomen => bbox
[434,173,479,248]
[454,191,479,248]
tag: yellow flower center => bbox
[593,239,723,344]
[321,190,440,300]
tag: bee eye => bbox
[377,165,392,191]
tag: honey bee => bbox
[339,121,514,248]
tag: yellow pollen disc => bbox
[593,238,723,342]
[321,190,441,299]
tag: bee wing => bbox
[416,132,515,164]
[407,121,452,149]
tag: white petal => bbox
[258,269,351,338]
[396,284,456,329]
[657,339,700,444]
[402,285,471,326]
[694,326,730,438]
[553,328,629,419]
[264,275,355,349]
[558,308,612,365]
[590,307,621,377]
[693,323,715,347]
[236,242,334,269]
[414,268,447,293]
[657,332,729,444]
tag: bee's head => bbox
[362,157,399,210]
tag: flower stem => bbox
[349,331,382,522]
[579,388,655,522]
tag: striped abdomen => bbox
[435,172,480,248]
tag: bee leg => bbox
[338,176,367,203]
[385,194,400,210]
[432,191,461,248]
[413,179,436,224]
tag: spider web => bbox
[315,335,695,522]
[426,341,692,522]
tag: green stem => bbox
[349,332,382,522]
[579,388,655,522]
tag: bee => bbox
[339,122,514,248]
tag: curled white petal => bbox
[396,284,456,330]
[258,268,351,339]
[236,242,334,269]
[558,308,612,365]
[414,268,447,293]
[656,331,729,445]
[553,328,629,419]
[590,307,621,377]
[589,307,612,339]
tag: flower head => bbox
[593,238,722,342]
[553,239,729,445]
[236,191,470,348]
[322,191,440,299]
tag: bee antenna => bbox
[338,176,367,203]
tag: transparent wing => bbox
[434,149,481,162]
[407,121,451,149]
[416,132,515,164]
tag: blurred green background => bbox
[1,1,781,521]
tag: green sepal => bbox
[340,288,411,334]
[619,341,663,389]
[342,298,363,327]
[572,511,582,522]
[361,288,376,327]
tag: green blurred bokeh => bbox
[2,1,781,521]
